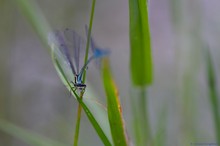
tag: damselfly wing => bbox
[49,27,110,91]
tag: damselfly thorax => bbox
[72,74,86,91]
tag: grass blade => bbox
[153,106,167,146]
[102,58,128,146]
[129,0,153,86]
[129,0,153,145]
[130,88,153,146]
[15,0,111,145]
[83,0,96,83]
[74,0,96,145]
[72,90,112,146]
[204,47,220,145]
[73,94,83,146]
[52,52,112,146]
[0,119,66,146]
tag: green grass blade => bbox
[102,59,128,146]
[72,90,112,146]
[129,0,153,86]
[49,32,112,142]
[83,0,96,83]
[52,53,112,146]
[129,0,153,145]
[130,88,153,146]
[204,47,220,145]
[74,0,96,144]
[0,119,66,146]
[153,106,168,146]
[15,0,111,145]
[73,100,83,146]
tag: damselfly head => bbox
[70,80,86,92]
[74,83,86,91]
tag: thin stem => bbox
[83,0,96,83]
[210,87,220,145]
[73,0,96,145]
[54,58,111,146]
[131,87,153,146]
[73,91,84,146]
[206,48,220,145]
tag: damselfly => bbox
[50,27,109,91]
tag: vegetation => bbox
[0,0,219,146]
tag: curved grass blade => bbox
[83,0,96,83]
[102,58,128,146]
[129,0,153,86]
[74,0,96,144]
[72,91,112,146]
[15,0,110,145]
[49,35,112,144]
[52,51,112,146]
[0,119,66,146]
[204,46,220,145]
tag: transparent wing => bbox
[85,25,110,58]
[64,28,86,74]
[53,30,76,75]
[85,25,96,53]
[83,25,111,72]
[48,31,75,83]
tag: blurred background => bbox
[0,0,220,145]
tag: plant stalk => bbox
[73,91,84,146]
[206,48,220,145]
[131,87,153,146]
[73,0,96,145]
